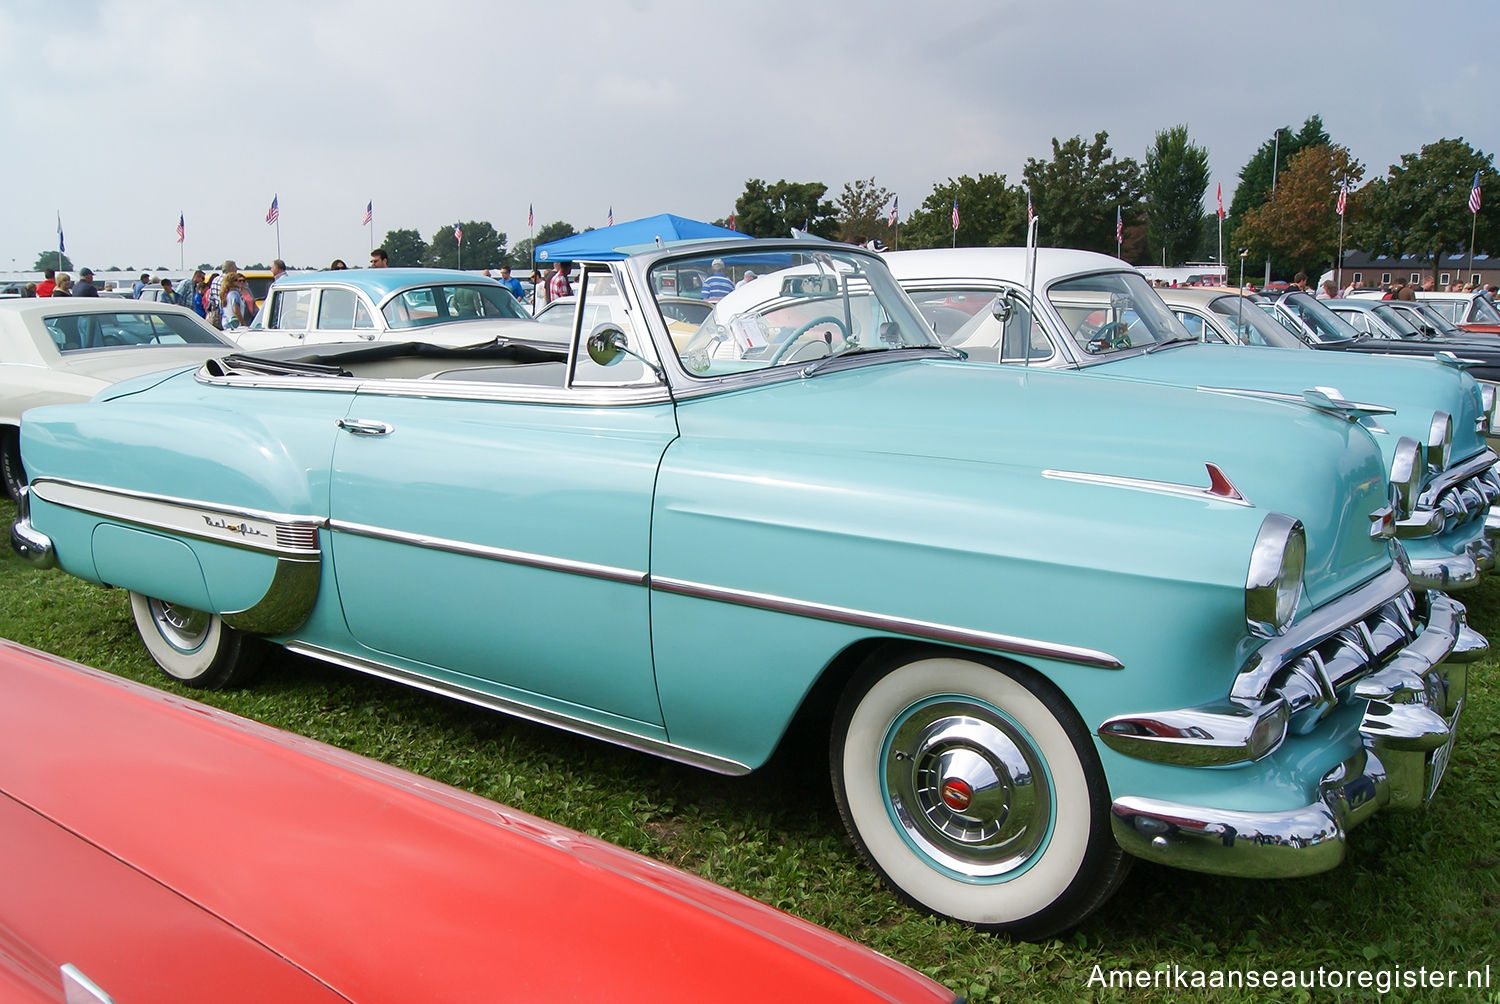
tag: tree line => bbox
[31,119,1495,280]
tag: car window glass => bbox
[570,273,659,387]
[316,288,360,329]
[671,248,935,378]
[43,311,222,352]
[382,283,529,329]
[1172,311,1215,341]
[269,289,313,330]
[1046,272,1191,356]
[1204,295,1303,347]
[920,289,1052,364]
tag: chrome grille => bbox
[1427,466,1500,531]
[1270,591,1420,734]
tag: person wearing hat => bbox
[701,258,734,301]
[74,268,99,298]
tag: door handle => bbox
[337,418,394,437]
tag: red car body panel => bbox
[0,641,956,1004]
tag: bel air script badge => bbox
[202,514,269,539]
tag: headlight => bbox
[1426,411,1453,471]
[1246,512,1306,638]
[1389,436,1424,517]
[1480,382,1498,434]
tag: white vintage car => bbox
[0,297,232,498]
[235,268,556,351]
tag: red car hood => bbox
[0,641,954,1003]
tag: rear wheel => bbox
[128,592,261,690]
[831,650,1127,939]
[1,427,25,500]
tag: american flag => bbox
[607,206,614,227]
[1217,182,1224,220]
[1336,180,1348,217]
[265,195,279,226]
[454,223,463,245]
[1115,205,1123,245]
[1026,190,1034,226]
[176,213,185,244]
[363,201,373,226]
[1470,170,1483,214]
[951,197,959,231]
[527,203,534,228]
[889,195,898,228]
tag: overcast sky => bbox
[1,0,1492,273]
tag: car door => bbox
[326,277,676,730]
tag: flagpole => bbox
[1469,213,1478,281]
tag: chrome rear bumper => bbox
[1109,593,1472,879]
[9,488,56,569]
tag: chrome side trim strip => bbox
[327,520,648,586]
[29,478,322,558]
[652,576,1124,670]
[196,367,673,407]
[282,641,751,776]
[1041,465,1254,508]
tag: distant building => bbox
[1335,250,1495,290]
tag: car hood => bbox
[680,358,1393,603]
[1096,343,1488,465]
[52,345,227,385]
[1,644,954,1004]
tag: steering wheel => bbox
[767,315,850,365]
[1083,320,1131,352]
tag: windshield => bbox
[1371,302,1424,337]
[1470,295,1500,323]
[1203,294,1306,348]
[44,310,224,352]
[670,248,938,377]
[1275,292,1360,344]
[1413,303,1463,335]
[1046,271,1193,356]
[381,283,529,328]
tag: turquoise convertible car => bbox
[10,240,1482,938]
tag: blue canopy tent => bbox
[533,214,742,263]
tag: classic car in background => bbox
[233,268,554,350]
[11,240,1482,938]
[0,639,956,1003]
[886,248,1500,592]
[1416,290,1500,335]
[0,298,233,499]
[1265,290,1500,385]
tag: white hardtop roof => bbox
[884,246,1136,287]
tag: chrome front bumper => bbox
[9,488,56,569]
[1406,535,1493,591]
[1109,592,1475,879]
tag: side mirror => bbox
[989,295,1012,323]
[586,323,630,366]
[585,322,666,382]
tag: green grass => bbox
[3,497,1497,1002]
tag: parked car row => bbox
[7,237,1485,946]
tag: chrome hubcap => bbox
[149,599,211,653]
[884,700,1051,877]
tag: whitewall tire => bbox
[831,650,1127,938]
[129,592,260,690]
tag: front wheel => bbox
[831,651,1127,939]
[128,592,261,690]
[1,427,25,500]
